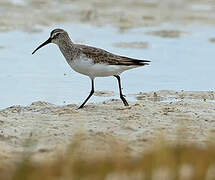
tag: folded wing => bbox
[76,44,150,66]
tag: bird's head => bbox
[32,29,70,54]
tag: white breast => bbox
[69,55,133,79]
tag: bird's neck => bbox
[58,39,77,62]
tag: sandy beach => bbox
[1,90,215,162]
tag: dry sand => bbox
[1,91,215,162]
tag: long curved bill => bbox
[32,37,52,55]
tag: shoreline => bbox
[1,0,215,32]
[1,90,215,161]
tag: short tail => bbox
[131,59,150,66]
[118,56,151,66]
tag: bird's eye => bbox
[55,33,60,37]
[52,33,61,39]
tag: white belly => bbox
[69,57,133,78]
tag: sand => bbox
[1,0,215,32]
[1,90,215,162]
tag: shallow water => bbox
[0,23,215,108]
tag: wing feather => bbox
[76,44,150,66]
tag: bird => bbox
[32,29,150,109]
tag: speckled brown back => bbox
[75,44,150,66]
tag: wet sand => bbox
[1,91,215,161]
[1,0,215,32]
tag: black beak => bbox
[32,37,52,55]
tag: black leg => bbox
[114,75,129,106]
[78,79,94,109]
